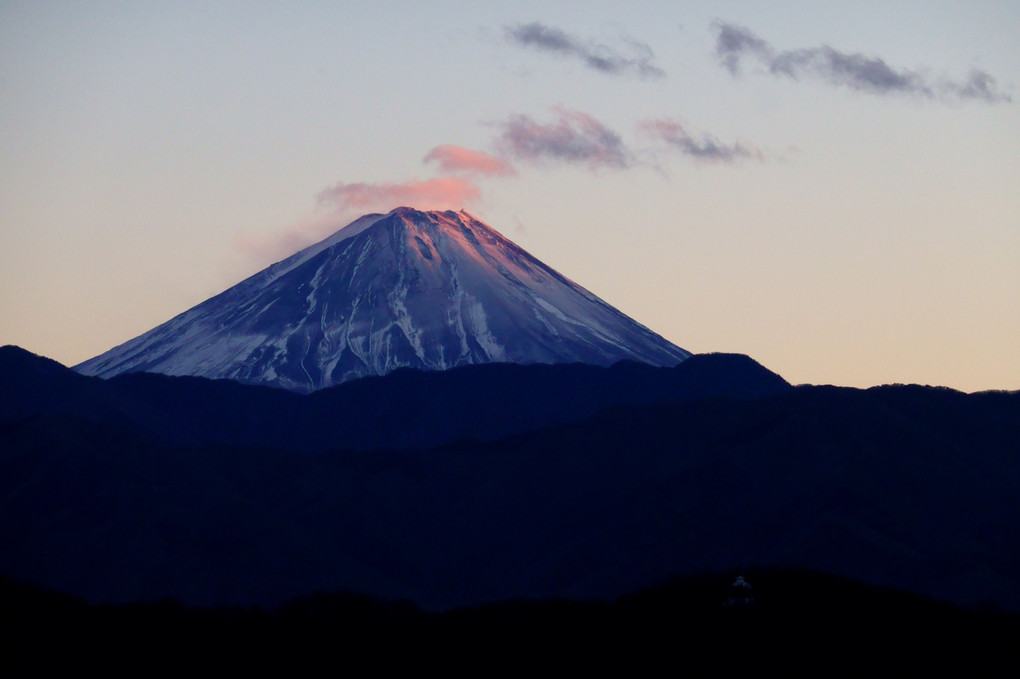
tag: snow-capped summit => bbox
[75,207,690,392]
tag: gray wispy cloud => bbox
[505,22,665,79]
[496,108,633,170]
[639,118,765,163]
[714,21,1011,104]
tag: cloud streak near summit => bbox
[423,145,517,177]
[317,178,481,215]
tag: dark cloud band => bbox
[506,22,665,79]
[496,109,633,170]
[714,21,1011,104]
[639,119,764,163]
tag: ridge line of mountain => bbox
[2,344,788,453]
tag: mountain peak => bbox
[76,211,689,392]
[389,205,452,217]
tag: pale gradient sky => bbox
[2,1,1017,391]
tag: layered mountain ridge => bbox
[75,208,688,391]
[3,345,1019,611]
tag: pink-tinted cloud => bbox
[317,177,482,212]
[423,144,516,176]
[231,211,353,270]
[496,108,632,170]
[233,178,482,270]
[639,118,765,163]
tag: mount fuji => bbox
[76,207,689,392]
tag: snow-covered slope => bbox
[75,208,690,392]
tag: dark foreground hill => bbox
[1,345,1018,613]
[3,569,1017,676]
[1,345,787,452]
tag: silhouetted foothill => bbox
[1,345,1018,612]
